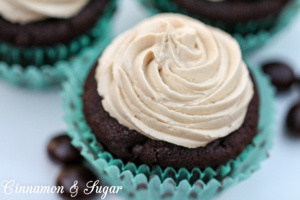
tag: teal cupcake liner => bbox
[0,35,111,89]
[139,0,300,51]
[62,60,276,200]
[0,0,117,89]
[0,13,111,67]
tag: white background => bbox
[1,0,300,199]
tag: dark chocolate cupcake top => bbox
[95,14,254,148]
[0,0,90,24]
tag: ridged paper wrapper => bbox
[0,0,118,89]
[139,0,300,51]
[62,59,276,200]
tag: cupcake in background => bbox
[0,0,118,89]
[139,0,300,51]
[63,14,276,200]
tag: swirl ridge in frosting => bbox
[96,14,254,148]
[0,0,90,24]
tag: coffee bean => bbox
[262,62,295,91]
[56,165,98,199]
[286,102,300,136]
[48,134,82,164]
[296,77,300,85]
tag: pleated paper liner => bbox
[139,0,300,51]
[0,0,117,89]
[62,60,276,200]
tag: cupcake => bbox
[63,14,276,200]
[139,0,300,51]
[0,0,117,88]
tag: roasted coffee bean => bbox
[56,165,99,199]
[262,62,295,91]
[48,134,82,164]
[286,102,300,136]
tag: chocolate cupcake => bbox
[63,14,276,200]
[0,0,117,88]
[139,0,300,51]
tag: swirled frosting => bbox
[0,0,89,24]
[96,14,254,148]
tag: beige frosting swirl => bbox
[96,14,254,148]
[0,0,89,24]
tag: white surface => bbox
[1,0,300,199]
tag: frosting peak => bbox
[0,0,90,24]
[96,14,254,148]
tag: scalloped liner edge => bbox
[0,0,118,89]
[62,57,276,200]
[138,0,300,52]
